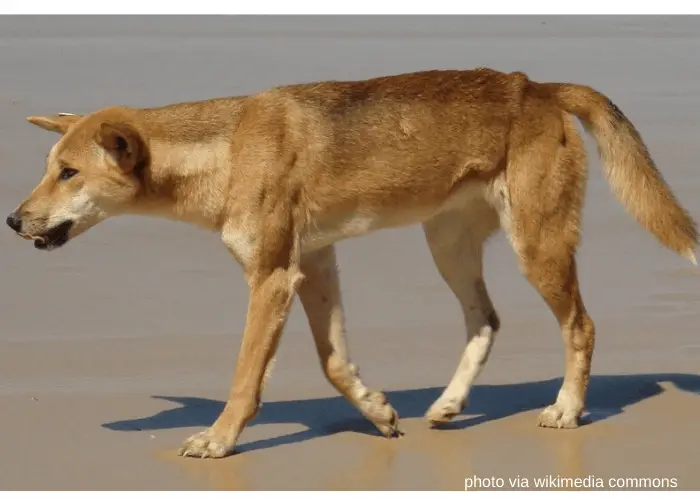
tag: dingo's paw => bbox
[537,404,580,429]
[178,428,235,459]
[361,390,403,438]
[425,397,464,427]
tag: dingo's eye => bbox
[59,167,78,181]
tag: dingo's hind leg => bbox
[502,111,595,429]
[422,199,501,426]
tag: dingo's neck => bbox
[131,97,248,231]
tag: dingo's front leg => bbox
[178,265,303,458]
[298,245,401,437]
[179,197,303,458]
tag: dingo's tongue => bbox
[18,232,46,243]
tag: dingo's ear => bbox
[26,113,82,134]
[96,122,149,173]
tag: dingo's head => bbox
[6,108,149,250]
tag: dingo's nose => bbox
[6,212,21,232]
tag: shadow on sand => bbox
[103,373,700,454]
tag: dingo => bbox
[6,68,697,459]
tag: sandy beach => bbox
[0,16,699,490]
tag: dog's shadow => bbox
[103,373,700,454]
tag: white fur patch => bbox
[68,189,105,220]
[221,225,255,265]
[686,249,697,266]
[303,213,377,252]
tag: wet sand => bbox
[0,16,699,491]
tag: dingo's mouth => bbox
[18,220,73,250]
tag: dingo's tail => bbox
[548,83,697,263]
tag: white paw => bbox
[178,428,235,459]
[425,397,464,427]
[360,390,403,437]
[537,404,580,429]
